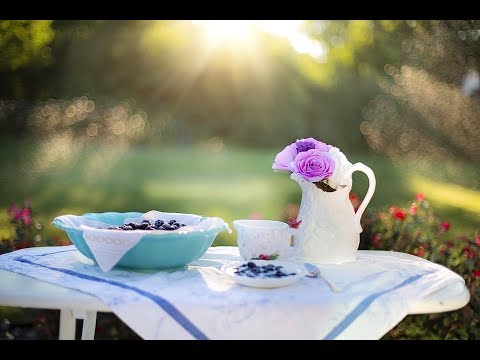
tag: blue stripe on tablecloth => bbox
[34,248,77,256]
[322,274,423,340]
[13,255,209,340]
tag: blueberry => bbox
[142,219,151,224]
[163,224,174,230]
[169,219,177,225]
[155,220,164,228]
[145,226,156,230]
[275,271,285,277]
[180,224,186,227]
[123,225,133,230]
[138,222,149,229]
[289,273,296,276]
[240,264,247,267]
[247,261,256,268]
[173,222,180,227]
[274,266,283,270]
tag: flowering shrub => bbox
[358,194,480,339]
[272,138,352,192]
[1,200,41,254]
[1,200,70,255]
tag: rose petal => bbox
[273,143,297,172]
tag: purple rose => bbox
[296,137,332,153]
[272,143,297,172]
[292,149,335,182]
[272,138,333,172]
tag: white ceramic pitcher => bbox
[290,162,376,264]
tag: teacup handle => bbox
[344,162,376,232]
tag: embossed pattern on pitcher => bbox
[289,162,376,264]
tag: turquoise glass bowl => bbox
[52,212,229,271]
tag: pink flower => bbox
[409,204,417,215]
[249,212,262,220]
[293,149,335,182]
[441,222,451,232]
[415,193,425,201]
[475,234,480,246]
[474,270,480,278]
[288,217,302,229]
[15,208,32,225]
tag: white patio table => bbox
[0,246,470,340]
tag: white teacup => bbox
[233,220,294,261]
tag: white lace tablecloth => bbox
[0,245,464,340]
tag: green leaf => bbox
[314,181,336,192]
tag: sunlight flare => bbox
[192,20,254,47]
[192,20,325,60]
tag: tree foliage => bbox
[0,20,54,70]
[1,20,478,157]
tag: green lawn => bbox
[0,139,479,246]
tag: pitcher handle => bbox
[344,162,376,232]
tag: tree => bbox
[0,20,54,71]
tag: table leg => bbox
[81,311,97,340]
[59,309,76,340]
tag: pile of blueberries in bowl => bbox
[108,219,187,231]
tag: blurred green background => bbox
[1,20,479,245]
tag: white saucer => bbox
[221,260,306,289]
